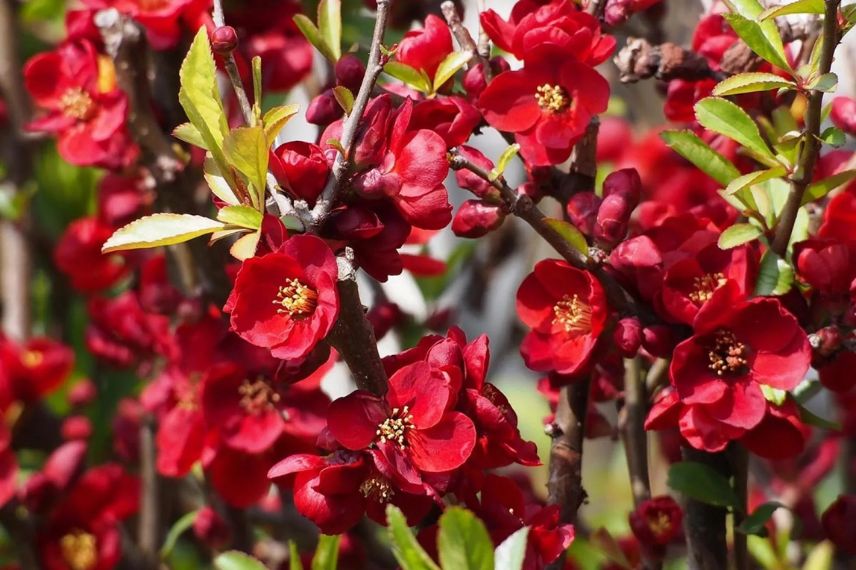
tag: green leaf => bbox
[544,218,589,257]
[332,86,355,115]
[754,251,794,296]
[173,122,208,149]
[311,534,340,570]
[383,62,432,93]
[433,50,472,92]
[713,72,796,96]
[437,507,494,570]
[722,12,792,72]
[808,72,838,93]
[802,169,856,204]
[217,205,263,229]
[263,103,300,146]
[386,505,441,570]
[820,126,845,147]
[102,213,226,253]
[252,56,262,124]
[737,502,783,536]
[760,385,787,406]
[494,527,528,570]
[229,230,260,260]
[695,97,774,159]
[760,0,824,19]
[160,509,199,559]
[797,403,841,430]
[723,167,787,196]
[718,223,763,249]
[223,126,269,208]
[667,461,740,509]
[317,0,342,61]
[490,143,520,181]
[214,551,267,570]
[661,130,741,186]
[204,158,241,206]
[293,14,337,62]
[289,542,305,570]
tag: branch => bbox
[681,447,729,570]
[731,445,749,570]
[309,0,391,230]
[137,415,159,566]
[619,357,651,506]
[771,0,840,256]
[615,38,723,83]
[440,1,486,70]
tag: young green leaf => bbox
[807,72,838,92]
[252,56,262,123]
[217,205,263,229]
[754,251,794,296]
[173,122,208,149]
[722,13,792,72]
[760,0,823,20]
[214,551,268,570]
[332,86,355,115]
[490,143,520,181]
[229,230,260,260]
[160,509,199,560]
[311,534,340,570]
[386,505,440,570]
[660,130,741,186]
[718,223,763,249]
[433,50,472,92]
[712,72,796,96]
[293,14,338,62]
[494,527,529,570]
[802,169,856,204]
[102,213,226,253]
[695,97,774,159]
[203,158,241,206]
[820,126,845,147]
[544,218,589,257]
[263,104,301,146]
[736,502,783,536]
[318,0,342,61]
[667,461,741,510]
[383,62,432,93]
[437,507,494,570]
[223,126,270,208]
[723,166,787,196]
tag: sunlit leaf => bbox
[490,143,520,181]
[718,223,763,249]
[294,14,338,62]
[494,527,528,570]
[223,126,269,208]
[173,122,208,149]
[386,505,440,570]
[760,0,823,19]
[437,507,494,570]
[318,0,342,61]
[102,213,226,253]
[754,250,794,296]
[802,169,856,204]
[695,97,775,159]
[661,130,741,186]
[383,62,432,93]
[544,218,589,257]
[332,86,355,115]
[713,72,796,96]
[433,50,472,92]
[263,104,301,146]
[311,534,340,570]
[217,205,263,229]
[722,7,792,71]
[214,551,267,570]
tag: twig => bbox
[619,357,651,506]
[771,0,840,256]
[731,444,749,570]
[681,447,729,570]
[138,415,159,567]
[309,0,391,230]
[211,0,254,128]
[615,38,723,83]
[440,1,485,69]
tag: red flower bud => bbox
[61,415,92,441]
[603,168,642,207]
[566,191,602,236]
[335,54,366,92]
[831,96,856,136]
[614,317,643,357]
[642,325,678,358]
[454,146,499,201]
[814,326,843,358]
[594,193,634,249]
[452,200,505,238]
[193,506,231,549]
[306,89,344,125]
[68,378,97,407]
[270,141,331,204]
[463,63,488,98]
[211,26,238,55]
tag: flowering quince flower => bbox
[24,40,136,168]
[0,336,74,404]
[628,496,683,549]
[409,97,482,148]
[794,238,856,297]
[54,216,131,294]
[269,141,331,205]
[479,50,610,166]
[81,0,209,49]
[224,234,339,360]
[738,396,811,460]
[394,14,453,80]
[327,361,477,474]
[516,260,608,376]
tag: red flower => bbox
[409,97,481,148]
[270,141,331,204]
[629,496,683,547]
[0,336,74,404]
[55,217,130,294]
[739,397,811,460]
[668,284,810,452]
[86,292,172,369]
[831,96,856,136]
[327,361,477,474]
[479,53,609,166]
[82,0,209,49]
[394,14,453,78]
[225,234,339,360]
[794,238,856,296]
[516,260,608,375]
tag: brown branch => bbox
[440,1,486,69]
[681,447,729,570]
[619,357,651,507]
[138,415,159,567]
[615,38,723,84]
[731,444,749,570]
[309,0,391,230]
[771,0,840,256]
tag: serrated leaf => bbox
[490,144,520,181]
[311,534,340,570]
[383,61,432,93]
[737,502,783,536]
[713,72,796,96]
[718,223,763,249]
[217,205,263,229]
[494,527,528,570]
[293,14,337,62]
[820,126,845,147]
[695,97,775,159]
[661,130,741,186]
[204,158,241,206]
[332,86,355,115]
[667,461,740,509]
[214,551,267,570]
[102,213,226,253]
[433,50,472,92]
[173,122,208,149]
[437,507,494,570]
[386,505,441,570]
[317,0,342,61]
[802,169,856,204]
[160,509,199,559]
[544,218,589,257]
[760,0,824,20]
[223,126,269,208]
[723,167,787,196]
[263,104,300,146]
[754,250,794,296]
[808,72,838,92]
[723,12,792,72]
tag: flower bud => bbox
[335,54,366,92]
[451,200,506,238]
[463,63,488,98]
[211,26,238,55]
[454,146,500,201]
[62,416,92,441]
[614,317,643,357]
[642,325,678,358]
[270,141,331,203]
[602,168,642,208]
[594,193,634,249]
[352,168,401,199]
[306,89,344,125]
[194,506,231,549]
[566,192,602,236]
[68,378,97,407]
[831,96,856,136]
[813,326,843,358]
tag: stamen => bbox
[59,88,95,120]
[375,405,415,448]
[706,329,749,377]
[238,378,280,415]
[535,83,570,113]
[272,278,318,319]
[688,272,727,304]
[360,476,395,503]
[60,531,97,570]
[552,294,592,334]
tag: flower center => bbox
[60,531,97,570]
[375,406,415,448]
[273,278,318,319]
[648,511,672,538]
[238,378,280,415]
[59,88,95,121]
[706,329,749,377]
[360,476,395,503]
[21,349,43,368]
[688,272,727,304]
[535,83,570,113]
[552,294,592,335]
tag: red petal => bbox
[408,412,476,472]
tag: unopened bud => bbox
[335,54,366,92]
[451,200,506,238]
[614,317,643,357]
[306,89,344,126]
[211,26,238,55]
[594,193,634,249]
[566,192,602,236]
[602,168,642,207]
